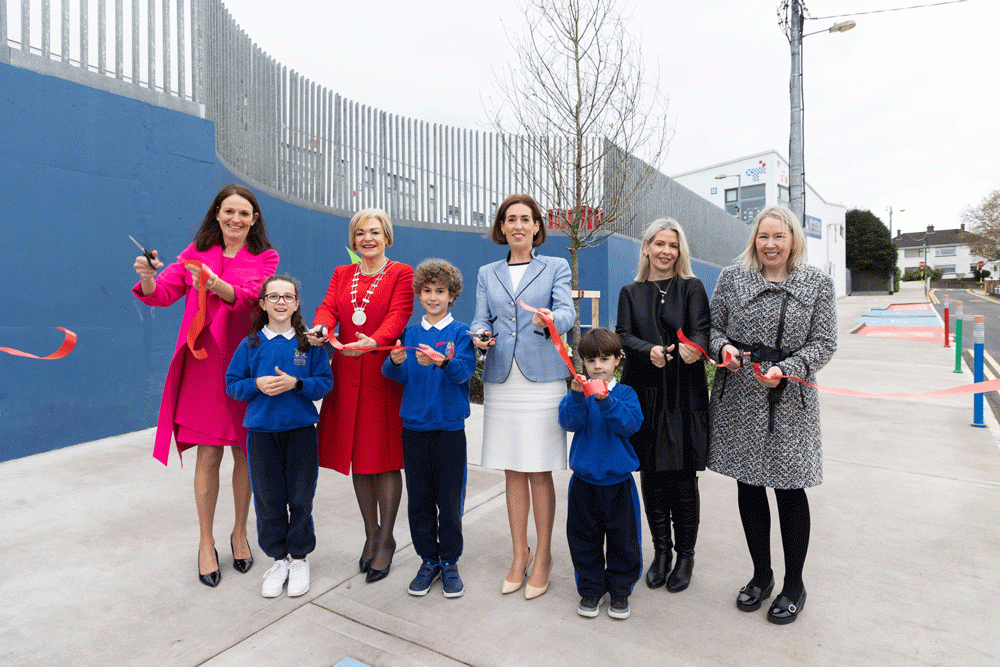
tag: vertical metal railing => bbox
[5,0,691,240]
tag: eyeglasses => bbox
[264,293,297,304]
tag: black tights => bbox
[737,481,809,600]
[354,471,403,570]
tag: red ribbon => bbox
[676,329,734,367]
[517,299,607,398]
[315,326,455,363]
[1,327,77,359]
[182,259,209,360]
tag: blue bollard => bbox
[972,315,986,428]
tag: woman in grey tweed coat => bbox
[708,205,837,625]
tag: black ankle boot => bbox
[667,478,699,593]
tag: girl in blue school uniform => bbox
[226,274,334,599]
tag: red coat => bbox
[314,261,414,474]
[133,243,279,465]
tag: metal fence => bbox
[2,0,741,251]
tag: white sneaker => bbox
[261,558,289,598]
[287,558,310,597]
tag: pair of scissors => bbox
[129,235,156,269]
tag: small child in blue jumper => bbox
[558,327,644,620]
[382,259,477,598]
[226,275,333,599]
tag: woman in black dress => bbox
[615,218,710,593]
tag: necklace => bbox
[359,257,388,276]
[350,260,392,326]
[653,276,674,304]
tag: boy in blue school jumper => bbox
[226,275,334,599]
[558,327,643,620]
[382,259,477,598]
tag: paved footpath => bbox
[3,282,999,667]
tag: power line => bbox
[807,0,970,21]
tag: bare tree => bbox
[488,0,671,361]
[961,188,1000,263]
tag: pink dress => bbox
[133,243,279,465]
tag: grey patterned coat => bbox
[707,264,837,489]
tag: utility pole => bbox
[788,0,805,227]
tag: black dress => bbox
[616,278,710,472]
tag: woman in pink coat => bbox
[132,184,279,587]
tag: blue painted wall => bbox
[1,61,724,462]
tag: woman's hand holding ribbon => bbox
[531,308,553,329]
[754,364,784,389]
[472,329,495,350]
[341,332,376,357]
[719,344,745,372]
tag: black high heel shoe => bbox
[199,548,221,588]
[359,556,373,574]
[231,534,254,574]
[736,576,775,612]
[365,540,395,583]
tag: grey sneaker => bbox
[578,595,603,617]
[408,559,441,596]
[440,559,464,598]
[608,596,630,619]
[261,558,289,598]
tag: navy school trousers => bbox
[246,425,318,560]
[401,427,468,562]
[566,475,643,598]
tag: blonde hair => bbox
[348,208,394,252]
[737,205,806,273]
[635,218,695,282]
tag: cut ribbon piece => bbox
[517,299,606,398]
[1,327,77,359]
[750,363,1000,399]
[676,329,734,367]
[182,259,209,360]
[316,330,455,363]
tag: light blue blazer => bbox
[471,250,576,383]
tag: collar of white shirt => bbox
[262,326,296,340]
[421,313,454,331]
[605,379,618,392]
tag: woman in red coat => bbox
[311,208,414,583]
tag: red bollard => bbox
[944,295,950,348]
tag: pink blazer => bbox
[133,243,279,465]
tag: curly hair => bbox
[247,275,309,353]
[413,258,463,304]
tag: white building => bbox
[894,224,993,279]
[672,150,848,297]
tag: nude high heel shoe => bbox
[501,549,533,595]
[524,556,550,600]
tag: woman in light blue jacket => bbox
[472,193,575,600]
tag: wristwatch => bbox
[294,378,303,392]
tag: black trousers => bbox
[566,475,643,598]
[246,426,318,560]
[402,427,467,562]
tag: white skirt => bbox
[481,362,568,473]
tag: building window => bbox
[447,204,461,222]
[904,249,923,258]
[724,183,765,224]
[936,246,956,257]
[937,265,956,274]
[971,264,979,272]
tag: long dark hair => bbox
[193,184,274,254]
[248,275,309,353]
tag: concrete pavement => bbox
[3,281,999,666]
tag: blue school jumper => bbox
[558,380,644,598]
[226,327,333,559]
[382,314,476,562]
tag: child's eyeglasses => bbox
[264,293,297,303]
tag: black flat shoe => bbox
[767,589,806,625]
[199,548,221,588]
[365,561,391,583]
[231,534,254,574]
[736,576,775,612]
[359,556,373,574]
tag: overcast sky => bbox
[221,0,998,236]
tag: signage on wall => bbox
[805,214,822,239]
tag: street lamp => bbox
[715,173,742,222]
[784,2,856,232]
[886,206,904,239]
